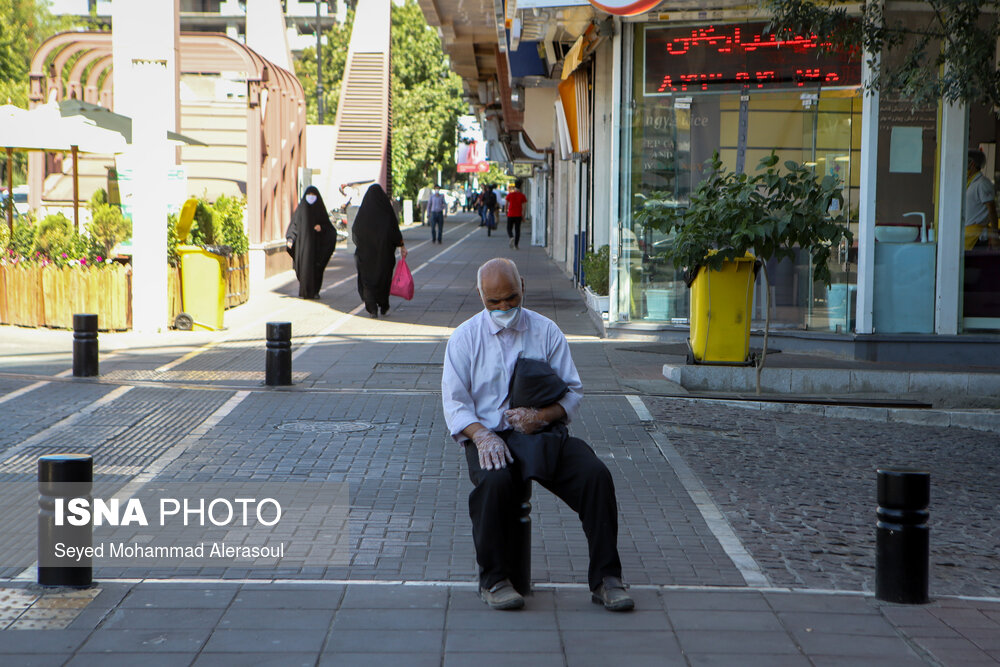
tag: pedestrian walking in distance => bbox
[505,180,527,249]
[428,184,447,244]
[285,185,337,299]
[352,184,407,318]
[442,258,634,612]
[483,185,498,236]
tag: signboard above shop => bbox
[455,114,489,173]
[588,0,662,15]
[644,22,861,96]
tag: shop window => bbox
[618,22,860,329]
[963,104,1000,331]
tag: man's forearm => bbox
[538,404,566,424]
[460,422,487,441]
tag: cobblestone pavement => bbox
[642,396,1000,598]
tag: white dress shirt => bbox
[442,307,583,443]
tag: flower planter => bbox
[583,285,609,316]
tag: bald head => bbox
[477,258,524,310]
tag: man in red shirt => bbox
[505,181,528,249]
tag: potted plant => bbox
[581,245,610,315]
[636,151,852,392]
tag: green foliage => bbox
[188,200,218,246]
[294,1,465,199]
[32,212,73,257]
[765,0,1000,108]
[582,245,610,296]
[51,232,101,266]
[87,204,130,256]
[8,217,35,257]
[294,7,354,124]
[635,152,852,286]
[166,212,180,267]
[477,163,513,189]
[166,195,248,266]
[0,0,59,184]
[0,0,44,83]
[390,0,466,199]
[214,194,249,255]
[4,212,103,265]
[89,188,107,210]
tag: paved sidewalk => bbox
[0,212,998,665]
[1,580,997,665]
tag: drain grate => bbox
[373,363,442,371]
[277,420,375,433]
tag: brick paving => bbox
[641,396,1000,599]
[0,212,997,664]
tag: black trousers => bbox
[506,216,522,248]
[464,432,623,592]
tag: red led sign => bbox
[644,23,860,95]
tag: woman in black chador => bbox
[286,185,337,299]
[352,183,407,318]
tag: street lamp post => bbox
[316,0,324,124]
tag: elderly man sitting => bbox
[441,258,633,612]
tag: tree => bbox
[389,0,465,199]
[476,163,512,189]
[0,0,97,185]
[765,0,1000,108]
[293,7,354,125]
[87,204,131,257]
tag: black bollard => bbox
[265,321,292,386]
[876,468,930,604]
[511,482,532,596]
[72,313,99,377]
[38,454,94,588]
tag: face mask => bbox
[490,306,520,328]
[305,193,318,205]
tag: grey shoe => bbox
[509,237,515,248]
[480,579,525,610]
[591,577,634,611]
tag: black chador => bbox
[286,185,337,299]
[352,184,403,317]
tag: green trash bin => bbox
[173,197,226,331]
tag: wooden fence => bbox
[0,263,132,330]
[1,253,248,331]
[225,253,249,309]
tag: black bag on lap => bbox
[504,357,569,480]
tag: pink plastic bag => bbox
[390,257,414,300]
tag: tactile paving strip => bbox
[0,387,233,474]
[0,587,100,630]
[101,370,310,382]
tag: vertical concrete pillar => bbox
[247,78,265,286]
[855,44,880,334]
[934,92,967,335]
[112,0,180,333]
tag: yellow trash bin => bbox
[176,245,227,331]
[688,254,757,364]
[173,197,226,331]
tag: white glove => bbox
[471,428,513,470]
[504,407,548,435]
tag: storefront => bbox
[608,11,1000,343]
